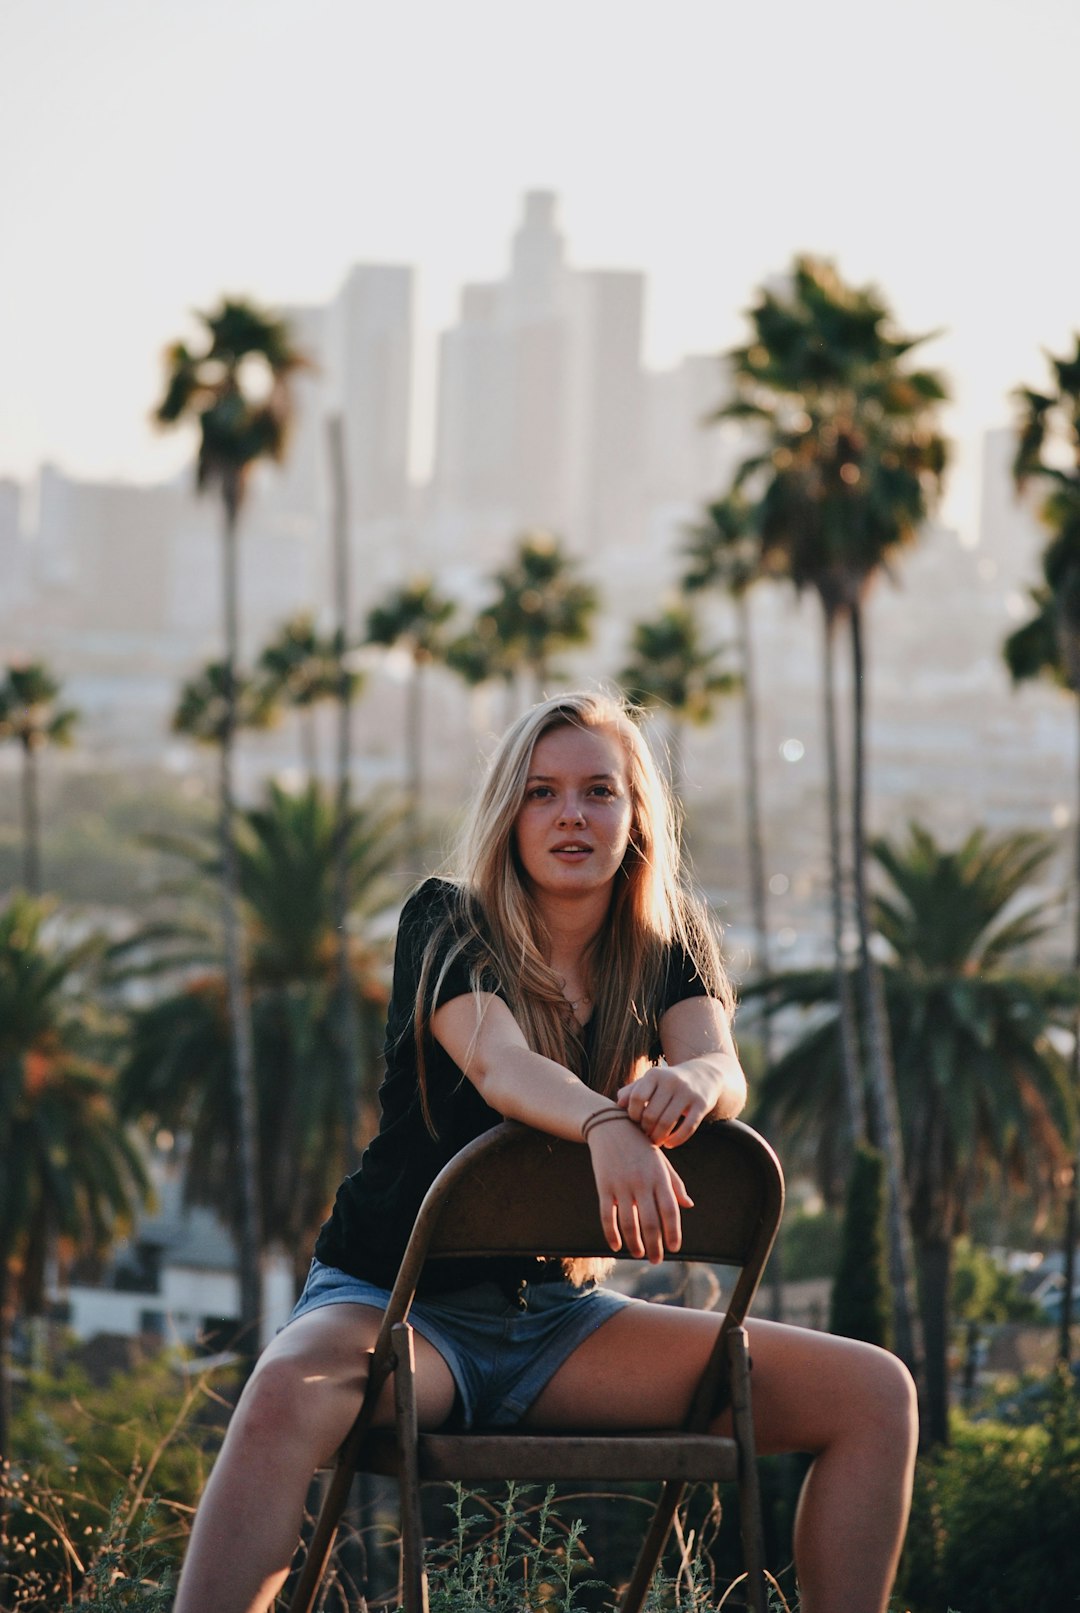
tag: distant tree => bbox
[154,297,307,1349]
[0,894,148,1459]
[257,613,358,780]
[488,532,598,702]
[720,256,950,1369]
[682,493,774,1059]
[0,663,78,895]
[172,660,277,747]
[365,577,456,856]
[116,782,397,1293]
[754,823,1075,1445]
[829,1144,893,1350]
[617,603,738,792]
[1007,334,1080,1364]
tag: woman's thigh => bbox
[524,1298,911,1456]
[246,1303,459,1447]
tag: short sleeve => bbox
[387,879,502,1033]
[659,944,713,1014]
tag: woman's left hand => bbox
[615,1063,720,1149]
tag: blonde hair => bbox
[415,691,733,1133]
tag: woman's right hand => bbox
[585,1117,694,1263]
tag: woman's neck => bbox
[531,887,611,974]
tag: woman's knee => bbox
[846,1342,919,1447]
[235,1343,369,1448]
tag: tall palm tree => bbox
[326,413,366,1171]
[257,613,358,782]
[752,824,1075,1445]
[682,493,774,1063]
[0,894,149,1458]
[1007,333,1080,1361]
[154,298,307,1349]
[487,532,599,702]
[115,782,397,1294]
[172,660,277,747]
[616,603,738,794]
[365,577,456,859]
[0,663,78,896]
[720,257,950,1368]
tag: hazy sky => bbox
[2,0,1077,539]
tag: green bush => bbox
[899,1366,1080,1612]
[2,1350,232,1607]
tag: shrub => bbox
[898,1366,1080,1612]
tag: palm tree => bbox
[1007,334,1080,1360]
[257,613,358,781]
[720,257,950,1368]
[154,297,307,1350]
[0,663,78,895]
[753,824,1075,1445]
[365,577,455,857]
[116,782,397,1293]
[682,493,774,1062]
[172,660,278,747]
[487,532,599,702]
[617,603,738,793]
[0,894,149,1458]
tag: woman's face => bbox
[513,723,634,900]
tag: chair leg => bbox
[617,1479,685,1613]
[392,1322,429,1613]
[729,1326,767,1613]
[288,1453,357,1613]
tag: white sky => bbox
[2,0,1078,540]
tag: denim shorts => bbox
[287,1258,631,1430]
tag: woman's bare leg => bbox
[526,1301,917,1613]
[173,1305,457,1613]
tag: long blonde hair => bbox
[415,691,733,1132]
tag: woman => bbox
[174,692,917,1613]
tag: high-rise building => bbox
[326,264,414,523]
[429,192,645,562]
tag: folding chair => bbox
[289,1118,784,1613]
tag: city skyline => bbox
[3,0,1079,546]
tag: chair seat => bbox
[361,1427,741,1483]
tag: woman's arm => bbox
[616,995,748,1149]
[429,992,693,1262]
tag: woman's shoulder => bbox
[400,876,467,930]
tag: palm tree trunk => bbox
[406,657,424,865]
[327,414,366,1170]
[301,708,319,784]
[821,606,866,1145]
[219,484,264,1355]
[20,737,41,896]
[0,1258,11,1463]
[735,590,772,1066]
[1057,690,1080,1365]
[849,599,923,1379]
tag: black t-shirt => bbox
[313,877,712,1294]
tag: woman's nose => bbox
[558,799,586,825]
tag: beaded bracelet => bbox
[581,1107,635,1143]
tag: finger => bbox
[633,1198,665,1264]
[598,1193,622,1254]
[656,1100,708,1148]
[641,1096,686,1145]
[617,1197,646,1260]
[622,1080,655,1126]
[658,1190,683,1255]
[664,1159,695,1209]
